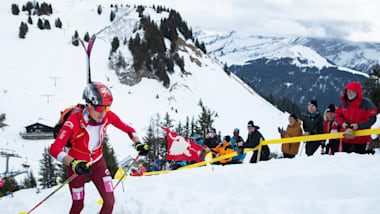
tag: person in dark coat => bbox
[301,100,324,156]
[204,128,220,149]
[244,121,270,163]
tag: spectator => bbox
[211,135,234,165]
[192,134,205,161]
[335,82,377,154]
[324,104,340,155]
[230,128,246,163]
[170,161,187,170]
[204,128,220,149]
[244,121,270,163]
[151,155,170,171]
[301,100,324,156]
[278,113,302,158]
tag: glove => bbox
[135,142,149,156]
[70,159,92,175]
[278,127,285,137]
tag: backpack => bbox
[53,104,85,147]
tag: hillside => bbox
[0,1,287,182]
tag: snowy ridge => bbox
[199,30,378,74]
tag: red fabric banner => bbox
[162,127,202,162]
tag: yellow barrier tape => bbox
[143,128,380,176]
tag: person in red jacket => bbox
[335,82,377,154]
[323,104,340,155]
[49,82,149,214]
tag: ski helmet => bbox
[82,82,113,106]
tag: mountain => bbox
[197,30,378,109]
[0,1,287,184]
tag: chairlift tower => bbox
[0,148,28,177]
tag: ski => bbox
[79,34,96,83]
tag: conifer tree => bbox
[56,162,67,183]
[197,100,217,137]
[72,30,79,46]
[363,64,380,110]
[38,147,57,189]
[97,5,102,15]
[55,18,62,28]
[23,170,37,189]
[102,134,118,177]
[84,32,90,42]
[11,4,20,15]
[43,19,51,30]
[0,176,20,197]
[110,11,115,22]
[19,22,28,39]
[27,16,33,25]
[111,36,120,53]
[37,18,44,30]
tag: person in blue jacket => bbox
[192,134,205,161]
[230,128,246,164]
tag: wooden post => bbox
[256,138,263,163]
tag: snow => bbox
[199,30,378,74]
[337,66,369,78]
[2,153,380,214]
[1,1,379,213]
[0,0,287,183]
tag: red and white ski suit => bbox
[49,106,137,214]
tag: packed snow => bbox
[1,152,380,214]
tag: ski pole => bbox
[98,155,140,205]
[20,174,78,214]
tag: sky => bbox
[125,0,380,42]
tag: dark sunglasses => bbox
[94,105,110,112]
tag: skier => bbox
[49,82,149,214]
[335,82,377,154]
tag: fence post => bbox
[256,138,263,163]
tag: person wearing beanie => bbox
[279,113,303,158]
[211,135,234,165]
[204,127,220,149]
[244,121,270,163]
[335,82,377,154]
[323,104,340,155]
[301,99,324,156]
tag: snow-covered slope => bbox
[2,153,380,214]
[0,1,287,180]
